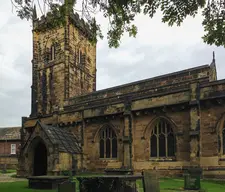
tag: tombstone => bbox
[142,170,160,192]
[58,181,76,192]
[184,167,202,190]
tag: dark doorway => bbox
[33,141,47,176]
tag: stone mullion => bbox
[110,130,112,159]
[104,130,106,158]
[157,123,159,158]
[222,131,224,155]
[220,116,224,155]
[165,123,168,158]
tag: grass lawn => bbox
[0,177,225,192]
[0,169,17,174]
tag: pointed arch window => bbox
[223,126,225,154]
[150,118,176,158]
[99,126,117,159]
[219,116,225,155]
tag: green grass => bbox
[0,169,17,174]
[0,177,225,192]
[0,181,53,192]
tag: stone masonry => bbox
[17,7,225,179]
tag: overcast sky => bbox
[0,1,224,127]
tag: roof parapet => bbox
[33,7,93,40]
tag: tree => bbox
[11,0,225,48]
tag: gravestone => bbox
[58,181,76,192]
[142,170,160,192]
[184,167,202,190]
[77,175,141,192]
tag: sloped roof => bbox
[38,122,81,154]
[0,127,21,140]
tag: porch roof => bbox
[38,121,82,154]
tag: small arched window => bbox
[99,126,117,159]
[49,44,56,61]
[78,50,82,64]
[150,118,176,158]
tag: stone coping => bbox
[27,176,69,180]
[76,175,143,179]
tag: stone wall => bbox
[32,27,66,115]
[57,152,72,171]
[65,64,212,107]
[133,110,190,162]
[31,13,96,117]
[68,23,96,97]
[0,156,18,169]
[82,118,123,171]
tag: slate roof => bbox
[38,121,82,154]
[0,127,21,140]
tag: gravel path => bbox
[0,173,27,183]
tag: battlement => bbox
[69,12,92,39]
[33,9,93,40]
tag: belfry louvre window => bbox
[150,119,176,158]
[99,126,117,159]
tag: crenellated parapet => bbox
[69,12,93,40]
[33,9,93,41]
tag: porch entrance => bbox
[33,141,47,176]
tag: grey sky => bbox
[0,1,224,127]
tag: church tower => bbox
[30,5,97,117]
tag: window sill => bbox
[149,157,176,162]
[99,158,118,161]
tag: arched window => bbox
[78,50,82,64]
[50,44,56,61]
[219,116,225,155]
[150,118,176,158]
[99,126,117,159]
[217,115,225,156]
[223,125,225,154]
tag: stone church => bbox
[17,8,225,179]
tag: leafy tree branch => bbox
[11,0,225,48]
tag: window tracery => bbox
[150,118,176,158]
[218,115,225,155]
[99,126,117,159]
